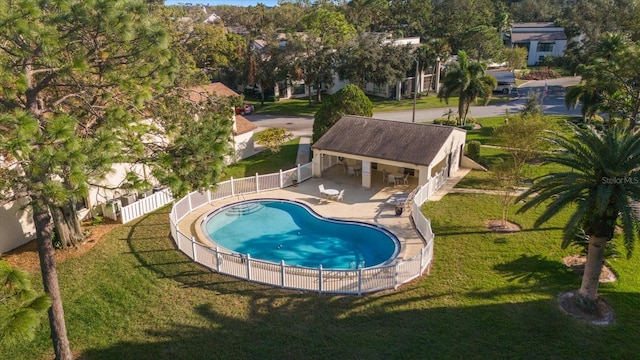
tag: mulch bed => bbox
[486,219,522,233]
[2,222,119,273]
[558,290,615,325]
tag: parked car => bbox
[494,81,514,94]
[235,103,254,115]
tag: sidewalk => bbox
[429,168,471,201]
[295,135,311,165]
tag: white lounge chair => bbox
[335,189,345,202]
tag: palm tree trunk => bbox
[33,201,72,360]
[577,235,607,313]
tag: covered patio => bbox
[311,116,466,189]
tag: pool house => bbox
[311,116,467,189]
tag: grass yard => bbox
[251,93,513,117]
[457,115,578,190]
[5,192,640,359]
[221,137,300,180]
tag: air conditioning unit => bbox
[119,194,137,207]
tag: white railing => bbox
[120,189,174,224]
[168,162,447,295]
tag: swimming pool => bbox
[201,199,400,269]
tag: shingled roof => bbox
[312,116,464,167]
[187,82,239,102]
[235,114,257,135]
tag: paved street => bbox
[245,76,583,133]
[374,76,583,123]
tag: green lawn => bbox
[7,192,640,359]
[458,115,578,190]
[252,93,513,117]
[221,137,300,180]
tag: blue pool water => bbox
[202,199,399,269]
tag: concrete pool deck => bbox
[177,166,439,261]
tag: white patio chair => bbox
[402,173,409,185]
[319,184,327,197]
[336,189,345,202]
[381,169,388,182]
[387,174,397,187]
[347,166,355,176]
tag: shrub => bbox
[467,141,481,161]
[519,68,561,80]
[433,118,457,126]
[570,228,620,259]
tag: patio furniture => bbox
[402,173,409,185]
[347,166,356,177]
[381,169,388,181]
[386,192,409,207]
[324,188,339,198]
[319,184,329,198]
[387,174,398,187]
[335,189,345,202]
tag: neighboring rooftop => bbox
[187,82,239,102]
[235,114,257,135]
[510,22,567,43]
[312,116,464,167]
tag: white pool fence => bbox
[168,162,447,295]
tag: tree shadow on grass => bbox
[466,254,575,300]
[74,208,640,360]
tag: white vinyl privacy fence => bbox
[169,163,447,295]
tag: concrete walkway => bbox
[296,135,311,165]
[428,168,471,201]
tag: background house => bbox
[187,82,258,163]
[1,82,255,254]
[507,22,568,66]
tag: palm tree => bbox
[438,51,496,126]
[565,82,605,122]
[515,125,640,314]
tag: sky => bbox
[165,0,279,7]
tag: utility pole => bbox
[411,56,419,123]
